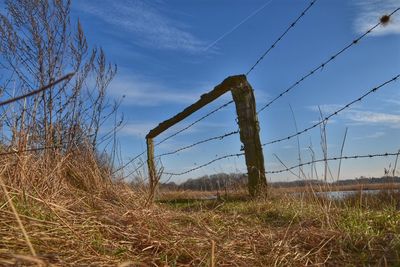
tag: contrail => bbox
[204,0,274,51]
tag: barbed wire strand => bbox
[156,130,239,158]
[262,73,400,146]
[155,100,234,146]
[165,150,400,177]
[246,0,318,75]
[0,73,75,107]
[267,152,400,174]
[257,7,400,114]
[164,152,245,176]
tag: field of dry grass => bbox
[1,150,399,266]
[0,0,399,266]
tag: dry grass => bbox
[0,150,399,266]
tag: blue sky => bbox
[70,0,400,183]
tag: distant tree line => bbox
[160,173,248,191]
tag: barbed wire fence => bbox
[162,74,400,176]
[115,4,400,186]
[114,0,319,176]
[266,152,400,174]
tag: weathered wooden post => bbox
[146,74,267,201]
[146,137,156,200]
[231,78,266,197]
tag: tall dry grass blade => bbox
[337,127,348,182]
[211,240,216,267]
[0,173,36,256]
[393,149,400,176]
[273,153,301,179]
[289,104,306,179]
[318,106,329,182]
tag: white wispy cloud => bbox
[120,120,233,140]
[309,104,360,114]
[309,104,400,128]
[353,131,385,140]
[282,145,295,150]
[119,122,158,138]
[109,75,204,107]
[76,0,206,52]
[386,99,400,105]
[108,73,246,108]
[354,0,400,36]
[385,92,400,106]
[345,110,400,127]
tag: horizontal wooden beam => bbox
[146,74,246,139]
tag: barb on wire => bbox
[257,6,400,114]
[267,151,400,174]
[247,0,318,75]
[164,152,245,176]
[0,73,75,107]
[156,130,239,158]
[262,73,400,146]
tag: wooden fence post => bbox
[146,137,156,202]
[231,78,267,197]
[146,75,267,200]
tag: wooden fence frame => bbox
[146,75,266,200]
